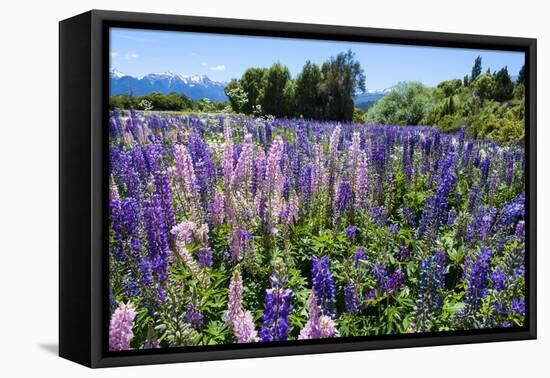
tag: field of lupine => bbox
[108,109,526,351]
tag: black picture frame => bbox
[59,9,537,368]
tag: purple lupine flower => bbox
[509,298,525,316]
[397,244,410,261]
[259,273,293,342]
[345,225,357,241]
[253,148,266,197]
[222,121,234,189]
[433,162,457,223]
[402,206,416,228]
[463,248,492,314]
[467,185,480,214]
[196,246,213,268]
[515,220,525,241]
[447,208,458,226]
[490,268,506,292]
[479,155,491,186]
[311,256,336,317]
[188,133,217,201]
[210,191,225,226]
[354,247,367,267]
[109,302,137,351]
[387,268,405,292]
[153,169,175,233]
[344,279,360,314]
[371,206,388,227]
[372,263,388,288]
[415,250,446,331]
[497,192,525,229]
[388,224,399,235]
[186,302,204,328]
[143,195,170,284]
[109,183,125,261]
[298,292,336,340]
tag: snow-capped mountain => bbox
[110,69,228,101]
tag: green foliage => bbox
[226,50,366,122]
[262,63,291,117]
[471,56,483,82]
[493,66,514,102]
[365,55,525,143]
[517,64,525,85]
[109,92,228,113]
[294,61,324,119]
[366,82,432,125]
[320,50,366,121]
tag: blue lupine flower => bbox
[490,268,506,292]
[415,250,446,331]
[260,273,293,342]
[344,279,359,314]
[311,256,336,317]
[345,225,357,241]
[354,247,367,267]
[509,298,525,316]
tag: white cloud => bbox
[189,52,199,57]
[110,52,119,58]
[209,65,226,71]
[124,53,139,60]
[201,62,208,66]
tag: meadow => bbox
[108,110,526,350]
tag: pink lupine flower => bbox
[225,271,244,327]
[233,309,258,343]
[232,133,254,189]
[298,292,336,340]
[265,137,285,233]
[287,196,299,225]
[222,121,234,190]
[171,221,197,245]
[211,191,225,226]
[173,144,197,194]
[109,301,137,351]
[329,125,342,158]
[349,131,361,171]
[311,144,324,194]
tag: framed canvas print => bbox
[59,10,537,368]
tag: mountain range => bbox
[110,69,228,101]
[110,69,393,105]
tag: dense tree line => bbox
[225,50,366,121]
[367,57,525,143]
[109,92,227,113]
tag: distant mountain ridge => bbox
[110,69,228,101]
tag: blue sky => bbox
[110,28,524,90]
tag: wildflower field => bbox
[108,110,526,350]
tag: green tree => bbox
[366,81,431,125]
[436,79,462,97]
[493,66,514,102]
[471,74,496,104]
[320,50,366,121]
[295,61,324,119]
[517,64,525,85]
[261,63,291,117]
[471,56,483,82]
[240,68,267,114]
[225,79,247,113]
